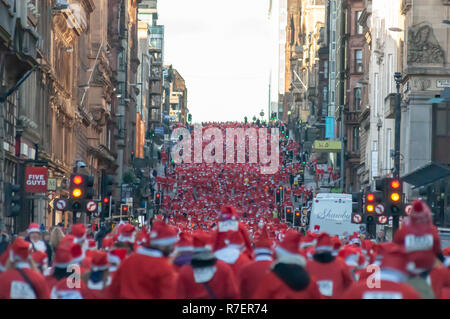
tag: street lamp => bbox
[392,71,402,235]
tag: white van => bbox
[308,193,361,237]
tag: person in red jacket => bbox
[0,238,50,299]
[341,244,422,299]
[171,232,194,271]
[214,230,251,281]
[394,200,443,275]
[83,251,111,299]
[306,233,353,298]
[176,232,239,299]
[107,220,178,299]
[239,228,274,299]
[253,230,322,299]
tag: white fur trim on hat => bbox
[107,254,121,265]
[151,236,178,246]
[136,246,164,258]
[91,265,108,272]
[214,247,241,264]
[254,248,273,255]
[345,254,359,267]
[444,257,450,268]
[117,234,135,243]
[315,245,333,252]
[27,227,40,234]
[275,246,306,267]
[174,246,194,254]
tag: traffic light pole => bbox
[393,73,402,235]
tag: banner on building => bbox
[24,167,48,193]
[312,140,342,152]
[325,116,335,139]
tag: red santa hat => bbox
[117,224,136,244]
[349,233,361,246]
[87,239,96,250]
[107,248,128,267]
[149,220,178,246]
[174,232,193,254]
[102,237,114,251]
[53,243,82,268]
[408,200,432,227]
[27,223,40,234]
[300,233,316,249]
[219,205,239,221]
[71,224,87,243]
[193,231,213,252]
[381,244,411,274]
[32,251,48,268]
[275,230,306,267]
[315,233,334,253]
[9,237,31,262]
[91,251,109,272]
[338,246,361,268]
[254,228,274,255]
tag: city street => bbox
[0,0,449,301]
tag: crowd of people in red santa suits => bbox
[0,122,449,299]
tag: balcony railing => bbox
[345,111,360,124]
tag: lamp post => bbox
[393,72,402,235]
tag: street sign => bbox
[405,204,412,216]
[25,167,48,193]
[325,116,335,139]
[375,204,385,215]
[352,213,362,224]
[47,178,57,191]
[126,197,133,205]
[154,126,164,135]
[378,216,388,224]
[312,140,342,152]
[86,200,98,213]
[55,198,68,211]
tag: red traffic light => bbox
[391,180,401,189]
[366,193,375,202]
[122,205,128,212]
[276,190,280,194]
[156,193,160,198]
[73,176,83,185]
[286,208,291,213]
[295,212,300,216]
[103,197,109,204]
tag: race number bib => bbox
[218,220,238,232]
[317,280,333,297]
[404,234,433,252]
[363,291,402,299]
[10,281,36,299]
[193,266,217,283]
[51,287,83,299]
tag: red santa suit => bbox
[394,201,441,275]
[238,228,274,299]
[0,238,50,299]
[342,245,422,299]
[213,230,251,281]
[107,221,178,299]
[176,259,239,299]
[253,230,322,299]
[83,251,111,299]
[306,233,353,298]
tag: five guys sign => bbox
[24,167,48,193]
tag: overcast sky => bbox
[158,0,273,123]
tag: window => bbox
[324,61,328,79]
[436,103,450,136]
[355,50,363,73]
[355,11,363,34]
[354,88,362,111]
[353,127,360,152]
[388,54,394,93]
[374,73,379,115]
[386,128,392,171]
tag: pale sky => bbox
[158,0,273,123]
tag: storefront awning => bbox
[403,162,450,188]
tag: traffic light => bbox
[121,204,129,215]
[101,171,113,204]
[70,174,85,211]
[5,183,21,217]
[386,178,403,216]
[244,116,248,124]
[86,175,95,200]
[285,206,293,223]
[275,188,281,204]
[188,114,192,122]
[154,192,162,205]
[294,210,301,226]
[352,192,363,213]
